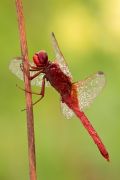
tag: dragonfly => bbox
[9,32,109,161]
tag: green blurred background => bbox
[0,0,120,179]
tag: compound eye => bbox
[38,51,48,64]
[33,54,40,66]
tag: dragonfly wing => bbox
[9,58,24,81]
[60,101,74,119]
[76,71,106,111]
[31,72,50,87]
[9,58,50,87]
[51,32,72,80]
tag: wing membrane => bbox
[51,32,72,80]
[76,71,106,111]
[9,58,50,87]
[60,101,74,119]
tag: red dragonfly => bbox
[9,32,109,161]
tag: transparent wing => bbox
[76,71,106,111]
[9,58,50,87]
[51,32,72,80]
[60,101,74,119]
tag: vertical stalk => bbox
[15,0,37,179]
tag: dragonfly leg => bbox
[29,69,39,71]
[21,76,46,111]
[19,63,40,75]
[20,64,39,73]
[29,64,40,70]
[16,71,43,95]
[29,71,42,80]
[16,84,41,95]
[32,75,46,106]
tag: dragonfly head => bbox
[33,50,48,67]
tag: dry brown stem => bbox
[15,1,37,179]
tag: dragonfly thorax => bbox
[33,50,48,67]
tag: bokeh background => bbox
[0,0,120,179]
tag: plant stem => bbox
[15,0,37,179]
